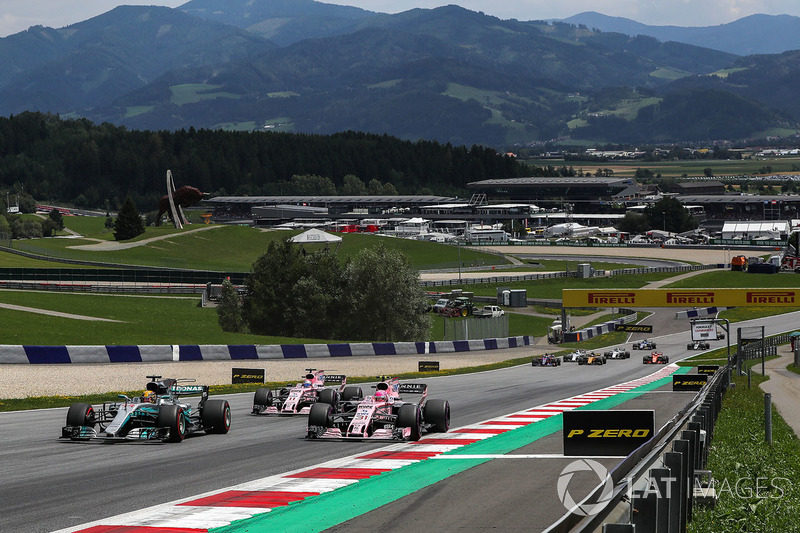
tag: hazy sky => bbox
[3,0,800,38]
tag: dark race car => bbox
[306,378,450,441]
[632,339,657,350]
[532,354,562,367]
[577,352,606,365]
[252,369,346,416]
[687,341,711,350]
[603,347,631,360]
[61,376,230,443]
[643,351,669,364]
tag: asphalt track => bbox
[4,310,797,533]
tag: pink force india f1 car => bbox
[252,369,347,415]
[306,377,450,441]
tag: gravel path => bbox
[0,346,548,399]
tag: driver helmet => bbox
[302,379,312,387]
[374,390,387,401]
[143,390,156,403]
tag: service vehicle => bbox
[603,347,631,359]
[577,352,606,365]
[632,339,657,350]
[432,298,450,313]
[643,352,669,364]
[730,255,748,271]
[306,378,450,441]
[687,341,710,350]
[252,369,346,415]
[61,376,230,443]
[531,354,562,366]
[473,305,505,318]
[780,230,800,272]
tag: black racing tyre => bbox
[664,356,670,363]
[651,343,657,349]
[632,345,638,350]
[309,402,333,428]
[423,399,450,433]
[341,386,363,402]
[397,404,422,441]
[157,404,186,443]
[66,403,95,427]
[253,388,273,407]
[578,358,585,365]
[687,344,693,350]
[318,388,339,407]
[202,399,231,434]
[531,358,540,366]
[643,357,649,364]
[556,358,561,366]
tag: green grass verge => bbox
[689,369,800,533]
[787,363,800,376]
[7,226,509,271]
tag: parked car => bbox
[473,305,505,318]
[432,298,450,313]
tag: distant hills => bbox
[562,12,800,56]
[0,1,799,147]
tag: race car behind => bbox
[632,339,657,350]
[306,378,449,441]
[532,354,562,366]
[61,375,231,443]
[577,352,606,365]
[687,341,710,350]
[643,352,669,364]
[562,350,587,362]
[253,369,346,415]
[603,347,630,359]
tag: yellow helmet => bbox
[143,390,156,403]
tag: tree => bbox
[217,279,245,333]
[113,196,145,241]
[48,208,64,230]
[615,212,650,235]
[703,167,713,177]
[340,174,367,195]
[340,244,431,342]
[644,197,697,233]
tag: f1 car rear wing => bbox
[323,374,346,385]
[398,383,427,394]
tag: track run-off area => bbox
[1,309,795,533]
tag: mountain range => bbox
[1,0,799,147]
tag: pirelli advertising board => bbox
[563,410,655,456]
[562,288,800,308]
[673,374,708,391]
[697,365,720,375]
[232,368,265,384]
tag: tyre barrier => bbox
[563,313,637,343]
[0,336,532,364]
[675,306,734,320]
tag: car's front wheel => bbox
[157,405,186,443]
[202,399,231,434]
[424,399,450,433]
[308,402,333,431]
[66,403,95,428]
[253,388,273,408]
[397,404,422,441]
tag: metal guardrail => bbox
[545,364,731,533]
[609,263,723,276]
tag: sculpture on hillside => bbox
[156,170,206,228]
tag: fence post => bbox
[765,393,772,445]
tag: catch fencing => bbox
[443,315,509,341]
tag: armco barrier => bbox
[0,336,532,364]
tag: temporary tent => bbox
[288,228,342,252]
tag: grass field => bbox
[6,225,510,271]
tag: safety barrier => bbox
[0,336,532,364]
[545,363,731,533]
[562,311,638,343]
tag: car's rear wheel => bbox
[66,403,95,428]
[423,399,450,433]
[397,404,422,441]
[253,388,273,407]
[309,402,333,429]
[202,399,231,434]
[157,405,186,443]
[341,386,363,402]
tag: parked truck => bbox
[473,305,505,318]
[780,230,800,273]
